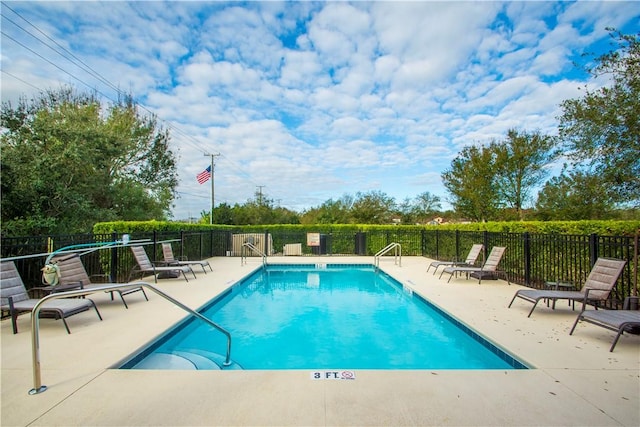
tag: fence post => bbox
[435,229,439,259]
[523,232,531,286]
[634,232,638,297]
[110,232,118,282]
[589,233,598,266]
[179,230,185,259]
[455,230,460,260]
[264,230,269,256]
[421,229,426,256]
[153,231,158,262]
[482,231,489,255]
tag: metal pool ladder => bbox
[241,242,267,266]
[374,242,402,268]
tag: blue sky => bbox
[2,1,639,220]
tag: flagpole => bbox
[204,153,220,224]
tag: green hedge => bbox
[94,220,640,236]
[421,220,640,236]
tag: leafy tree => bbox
[397,192,442,224]
[397,197,416,224]
[1,87,178,235]
[301,194,354,224]
[494,129,555,219]
[350,191,396,224]
[413,191,442,221]
[206,191,300,225]
[535,169,614,220]
[442,144,501,222]
[558,29,640,207]
[210,203,235,225]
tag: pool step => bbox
[181,348,244,370]
[134,350,242,370]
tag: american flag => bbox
[196,165,211,184]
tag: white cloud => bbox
[1,1,637,219]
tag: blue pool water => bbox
[121,264,527,370]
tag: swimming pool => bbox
[120,264,527,370]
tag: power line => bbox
[0,31,109,99]
[1,69,43,92]
[1,3,295,210]
[1,5,120,94]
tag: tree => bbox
[1,87,178,235]
[494,129,555,219]
[206,191,300,225]
[558,30,640,207]
[442,144,501,222]
[397,197,416,224]
[413,191,442,221]
[301,194,354,224]
[350,191,396,224]
[398,192,442,224]
[535,169,614,220]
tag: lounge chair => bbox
[159,243,212,274]
[51,253,148,309]
[439,246,508,284]
[129,246,196,283]
[508,257,626,317]
[1,260,102,334]
[569,296,640,352]
[427,243,483,275]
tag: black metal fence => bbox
[2,228,637,309]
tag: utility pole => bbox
[257,185,265,205]
[204,153,220,224]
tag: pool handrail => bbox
[374,242,402,268]
[28,282,232,395]
[241,242,267,266]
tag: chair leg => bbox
[527,301,541,317]
[61,317,72,334]
[9,298,18,334]
[609,330,624,352]
[88,301,103,320]
[11,312,18,334]
[508,293,519,308]
[118,292,130,309]
[569,313,582,335]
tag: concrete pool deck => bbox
[1,256,638,426]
